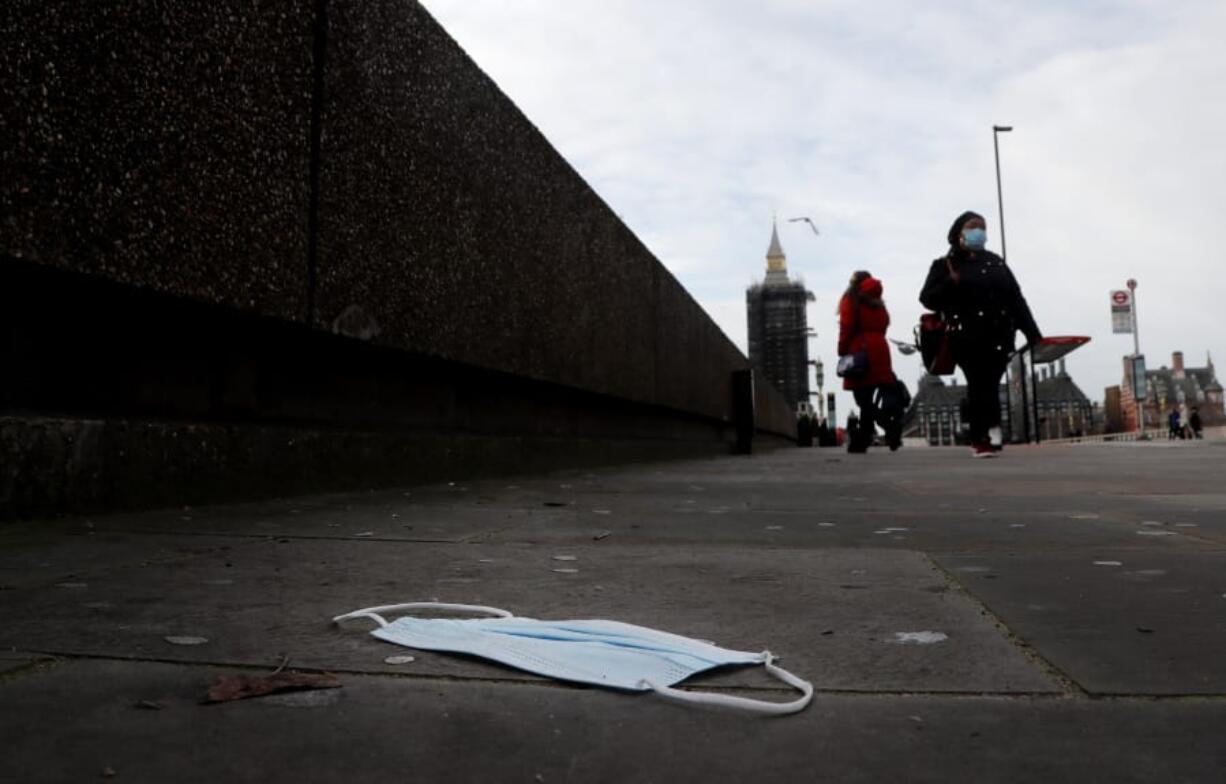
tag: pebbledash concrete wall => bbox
[0,1,795,519]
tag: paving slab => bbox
[33,444,1225,549]
[0,540,1056,694]
[1102,496,1226,547]
[1131,493,1226,511]
[81,492,545,544]
[934,550,1226,695]
[0,525,252,589]
[1,660,1222,784]
[288,447,1223,554]
[478,502,1202,554]
[5,440,1226,779]
[0,657,36,676]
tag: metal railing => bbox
[1041,426,1224,445]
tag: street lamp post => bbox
[993,125,1013,262]
[993,123,1020,440]
[1128,278,1145,435]
[1127,278,1140,359]
[814,358,825,424]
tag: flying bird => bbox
[889,338,918,356]
[787,216,819,236]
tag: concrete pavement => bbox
[2,440,1225,782]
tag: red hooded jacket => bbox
[837,277,896,390]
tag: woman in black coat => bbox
[920,211,1041,457]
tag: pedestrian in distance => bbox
[1168,408,1181,440]
[845,411,859,449]
[920,211,1041,458]
[1190,407,1203,439]
[838,271,900,453]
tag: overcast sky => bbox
[422,0,1226,421]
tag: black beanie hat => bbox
[947,211,984,247]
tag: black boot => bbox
[885,424,902,451]
[847,429,870,454]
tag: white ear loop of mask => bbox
[331,601,515,628]
[332,602,814,716]
[642,652,814,716]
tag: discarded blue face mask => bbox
[332,602,813,716]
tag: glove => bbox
[1021,333,1043,353]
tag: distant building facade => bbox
[904,360,1094,445]
[1114,351,1224,431]
[1103,386,1124,433]
[1031,361,1096,439]
[746,221,814,411]
[904,374,976,446]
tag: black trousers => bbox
[853,387,877,439]
[958,353,1008,444]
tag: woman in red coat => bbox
[838,271,897,453]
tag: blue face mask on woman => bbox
[961,227,987,250]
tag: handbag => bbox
[874,379,912,427]
[916,257,958,376]
[917,313,955,375]
[836,296,869,379]
[836,351,869,378]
